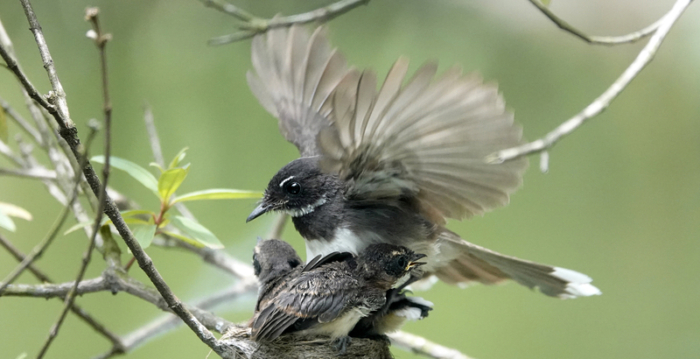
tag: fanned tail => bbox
[432,230,601,299]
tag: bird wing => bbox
[247,25,354,157]
[317,59,528,224]
[429,230,601,299]
[302,251,355,272]
[250,268,359,341]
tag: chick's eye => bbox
[284,181,301,195]
[397,257,408,270]
[252,255,261,277]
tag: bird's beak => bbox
[246,203,270,223]
[407,253,427,270]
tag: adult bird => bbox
[245,25,600,299]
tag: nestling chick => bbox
[250,241,426,353]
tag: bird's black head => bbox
[253,239,303,284]
[247,157,340,222]
[357,243,427,289]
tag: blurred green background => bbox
[1,0,698,358]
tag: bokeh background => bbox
[1,0,698,358]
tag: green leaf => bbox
[172,188,263,204]
[0,202,32,221]
[120,209,155,220]
[63,217,149,235]
[168,147,189,169]
[15,353,28,359]
[160,230,205,248]
[100,225,122,266]
[149,162,165,173]
[0,211,16,232]
[91,156,158,194]
[0,106,7,142]
[158,166,190,202]
[169,215,224,249]
[132,224,157,248]
[541,0,551,6]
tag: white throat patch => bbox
[284,196,327,218]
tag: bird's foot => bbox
[332,336,352,354]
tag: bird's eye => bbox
[283,181,301,195]
[252,255,261,277]
[397,257,408,270]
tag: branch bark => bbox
[527,0,663,45]
[488,0,694,168]
[201,0,370,45]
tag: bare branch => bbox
[201,0,370,45]
[0,167,56,180]
[389,331,474,359]
[266,213,288,239]
[0,139,25,166]
[488,0,694,167]
[153,235,255,279]
[18,0,73,128]
[527,0,663,45]
[10,2,229,354]
[0,127,97,295]
[116,281,255,354]
[1,272,235,335]
[36,9,115,357]
[0,95,43,145]
[0,233,124,349]
[143,104,165,166]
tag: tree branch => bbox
[13,2,230,355]
[35,9,115,357]
[200,0,370,45]
[389,331,474,359]
[527,0,663,45]
[0,233,125,350]
[0,95,43,146]
[0,167,56,180]
[111,281,256,356]
[0,126,97,295]
[488,0,694,168]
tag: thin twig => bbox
[0,139,25,166]
[389,331,474,359]
[201,0,370,45]
[0,274,235,335]
[19,0,72,128]
[0,167,56,180]
[143,104,165,166]
[17,3,228,354]
[115,281,255,355]
[266,213,288,239]
[153,236,254,279]
[0,95,43,145]
[35,9,114,357]
[0,127,97,295]
[527,0,664,45]
[0,233,125,350]
[488,0,694,166]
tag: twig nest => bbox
[221,325,393,359]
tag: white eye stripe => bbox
[279,176,295,188]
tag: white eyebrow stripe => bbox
[279,176,295,187]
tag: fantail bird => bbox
[245,25,600,299]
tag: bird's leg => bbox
[332,336,352,354]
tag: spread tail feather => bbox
[432,231,601,299]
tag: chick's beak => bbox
[246,203,270,223]
[407,253,427,270]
